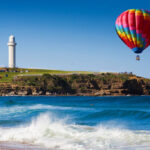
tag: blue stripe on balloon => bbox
[115,25,146,49]
[132,47,144,53]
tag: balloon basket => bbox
[136,55,140,61]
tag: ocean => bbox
[0,96,150,150]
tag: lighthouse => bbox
[8,35,17,68]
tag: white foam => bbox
[0,113,150,150]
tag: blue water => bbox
[1,96,150,150]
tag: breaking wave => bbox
[0,113,150,150]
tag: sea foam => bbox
[0,113,150,150]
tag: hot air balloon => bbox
[115,9,150,60]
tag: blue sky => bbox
[0,0,150,77]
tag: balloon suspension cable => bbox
[136,55,140,61]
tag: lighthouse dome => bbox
[9,35,15,43]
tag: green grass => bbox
[0,68,94,83]
[0,72,19,82]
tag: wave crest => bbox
[0,113,150,150]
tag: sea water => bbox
[0,96,150,150]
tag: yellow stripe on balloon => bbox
[129,9,135,13]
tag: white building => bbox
[7,35,17,68]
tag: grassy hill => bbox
[1,68,150,96]
[0,68,94,83]
[1,71,150,96]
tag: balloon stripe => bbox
[143,10,150,48]
[116,26,144,44]
[128,10,137,46]
[135,9,146,50]
[120,14,133,49]
[115,9,150,54]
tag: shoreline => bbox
[0,94,148,97]
[0,93,149,97]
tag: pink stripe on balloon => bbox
[129,27,136,30]
[136,30,142,34]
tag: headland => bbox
[0,68,150,96]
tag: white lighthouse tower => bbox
[8,35,17,68]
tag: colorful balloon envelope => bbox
[115,9,150,55]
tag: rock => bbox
[46,91,52,96]
[1,74,150,96]
[17,91,28,96]
[101,85,111,89]
[123,79,143,95]
[111,83,123,89]
[96,90,111,96]
[8,91,16,96]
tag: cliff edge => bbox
[0,73,150,96]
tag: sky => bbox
[0,0,150,78]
